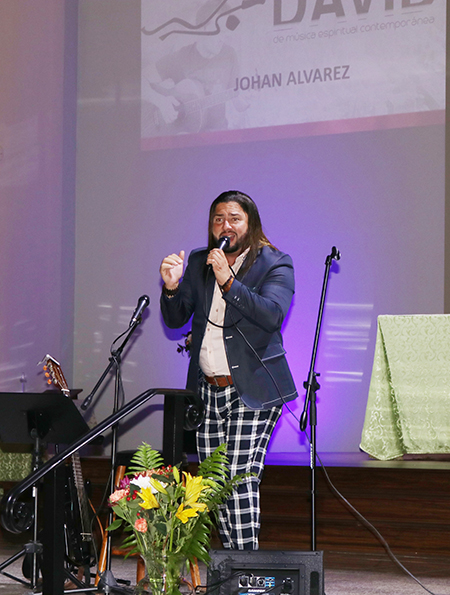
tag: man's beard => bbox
[218,232,249,255]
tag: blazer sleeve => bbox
[223,251,295,334]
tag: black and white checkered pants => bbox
[196,378,282,550]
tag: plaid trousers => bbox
[196,377,282,550]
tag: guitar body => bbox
[143,78,236,137]
[64,461,92,568]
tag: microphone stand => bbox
[81,317,144,594]
[299,246,340,551]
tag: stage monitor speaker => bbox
[207,549,324,595]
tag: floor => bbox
[0,539,448,595]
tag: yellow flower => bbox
[184,473,208,508]
[138,487,160,510]
[176,503,198,524]
[149,477,169,495]
[189,501,208,513]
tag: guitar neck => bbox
[42,354,70,397]
[71,452,92,541]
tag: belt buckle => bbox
[211,375,226,387]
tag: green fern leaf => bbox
[127,442,164,475]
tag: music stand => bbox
[0,392,90,445]
[0,391,91,591]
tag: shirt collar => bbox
[232,246,250,272]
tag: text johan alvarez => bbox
[234,64,350,92]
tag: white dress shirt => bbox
[199,248,249,376]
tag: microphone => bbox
[217,236,230,251]
[129,295,150,326]
[326,246,341,266]
[207,237,230,269]
[331,246,341,261]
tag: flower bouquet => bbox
[107,442,247,594]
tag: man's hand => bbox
[206,248,231,287]
[156,95,179,124]
[160,250,185,289]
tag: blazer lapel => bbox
[204,269,216,314]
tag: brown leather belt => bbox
[203,374,233,387]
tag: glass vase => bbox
[137,553,184,595]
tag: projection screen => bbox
[141,0,444,151]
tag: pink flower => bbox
[134,518,148,533]
[109,488,129,504]
[119,476,131,489]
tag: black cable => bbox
[110,329,129,410]
[203,266,242,329]
[296,424,442,595]
[109,352,126,410]
[198,570,242,595]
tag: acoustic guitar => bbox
[41,355,102,570]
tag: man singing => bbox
[160,190,297,550]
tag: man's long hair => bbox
[207,190,276,274]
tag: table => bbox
[0,445,32,495]
[360,314,450,460]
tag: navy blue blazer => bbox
[160,245,298,410]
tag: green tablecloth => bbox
[360,314,450,460]
[0,445,32,481]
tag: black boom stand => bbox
[80,296,149,594]
[299,246,340,551]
